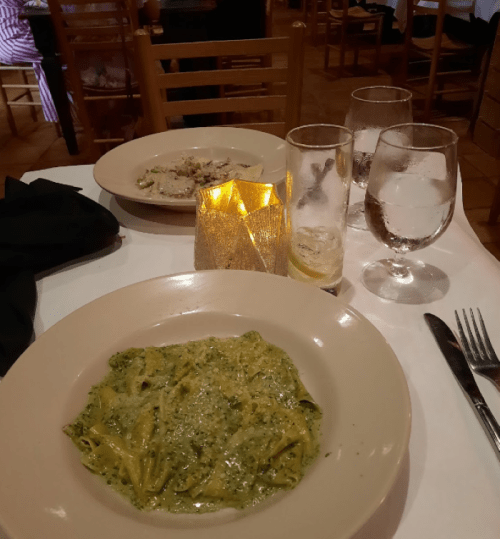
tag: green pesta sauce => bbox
[64,331,322,513]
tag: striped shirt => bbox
[0,0,58,122]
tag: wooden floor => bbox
[1,3,500,261]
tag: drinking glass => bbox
[286,124,353,296]
[362,123,458,303]
[344,86,413,230]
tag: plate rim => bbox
[0,270,411,539]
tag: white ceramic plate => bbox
[93,127,286,211]
[0,270,411,539]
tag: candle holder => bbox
[194,180,287,275]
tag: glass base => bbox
[347,201,368,230]
[321,285,339,296]
[361,258,446,304]
[287,273,341,296]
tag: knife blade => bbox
[424,313,500,460]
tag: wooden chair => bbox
[324,0,384,78]
[401,0,481,122]
[47,0,142,159]
[133,21,306,139]
[302,0,329,46]
[0,64,41,136]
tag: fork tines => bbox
[455,308,500,390]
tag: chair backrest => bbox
[405,0,447,47]
[47,0,141,157]
[303,0,329,45]
[133,21,306,139]
[47,0,140,86]
[404,0,476,55]
[326,0,350,20]
[403,0,446,81]
[403,0,479,121]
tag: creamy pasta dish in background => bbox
[136,155,263,199]
[64,331,322,513]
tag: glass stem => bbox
[389,254,409,279]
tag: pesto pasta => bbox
[64,331,322,513]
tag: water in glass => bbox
[344,86,412,230]
[361,123,458,303]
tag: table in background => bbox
[367,0,499,31]
[157,0,267,43]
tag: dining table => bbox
[366,0,500,31]
[0,148,500,538]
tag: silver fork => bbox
[455,308,500,391]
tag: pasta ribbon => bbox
[64,332,322,513]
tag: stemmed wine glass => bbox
[362,123,458,303]
[344,86,413,230]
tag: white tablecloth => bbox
[1,164,500,539]
[367,0,499,31]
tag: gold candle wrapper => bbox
[194,180,287,275]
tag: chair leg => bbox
[0,71,18,136]
[311,0,318,46]
[488,181,500,225]
[21,69,38,123]
[339,29,346,78]
[436,81,444,108]
[324,19,331,70]
[302,0,308,23]
[401,22,411,86]
[424,11,444,123]
[470,47,491,133]
[423,68,436,122]
[423,96,432,122]
[374,19,383,74]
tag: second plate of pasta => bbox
[0,270,411,539]
[93,127,286,211]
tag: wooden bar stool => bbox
[0,63,41,136]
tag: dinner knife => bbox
[424,313,500,460]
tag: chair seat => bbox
[412,34,473,52]
[324,0,384,77]
[402,0,484,122]
[329,6,382,20]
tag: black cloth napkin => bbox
[0,176,120,376]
